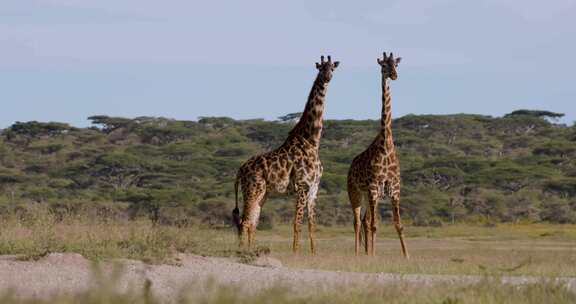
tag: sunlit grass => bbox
[254,223,576,277]
[0,215,237,263]
[0,210,575,277]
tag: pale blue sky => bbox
[1,0,575,127]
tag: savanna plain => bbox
[2,113,576,302]
[0,211,575,304]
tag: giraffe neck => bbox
[381,77,394,147]
[288,73,328,147]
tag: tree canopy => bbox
[1,111,575,225]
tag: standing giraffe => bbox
[347,52,409,258]
[233,56,339,254]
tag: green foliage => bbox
[88,115,134,133]
[540,200,576,224]
[1,112,575,225]
[543,178,576,198]
[5,121,73,137]
[505,109,565,119]
[533,141,576,158]
[277,112,302,122]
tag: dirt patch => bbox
[0,253,574,303]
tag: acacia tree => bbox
[3,121,73,146]
[540,200,576,223]
[533,141,576,159]
[88,116,134,133]
[277,112,302,123]
[0,173,26,202]
[544,178,576,198]
[504,110,565,120]
[89,153,157,190]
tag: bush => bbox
[540,200,576,224]
[413,216,444,227]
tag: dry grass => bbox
[257,223,576,277]
[0,210,575,277]
[0,278,574,304]
[0,214,575,303]
[0,215,236,263]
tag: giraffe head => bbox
[315,55,339,82]
[377,52,402,80]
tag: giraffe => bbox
[233,56,339,254]
[347,52,409,258]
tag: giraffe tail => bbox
[232,173,242,234]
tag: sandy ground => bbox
[0,253,574,302]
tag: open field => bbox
[0,215,575,303]
[264,223,576,277]
[0,215,575,277]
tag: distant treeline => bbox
[0,109,575,227]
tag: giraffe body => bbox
[233,56,338,254]
[347,52,409,258]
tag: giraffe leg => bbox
[247,206,260,248]
[239,222,249,249]
[362,209,370,255]
[309,164,324,255]
[368,192,379,256]
[245,224,253,248]
[392,197,409,259]
[292,188,308,254]
[348,185,363,256]
[352,206,362,256]
[307,171,322,255]
[307,199,317,255]
[239,181,265,250]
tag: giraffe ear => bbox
[395,57,402,65]
[377,58,383,65]
[333,61,340,68]
[315,62,321,69]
